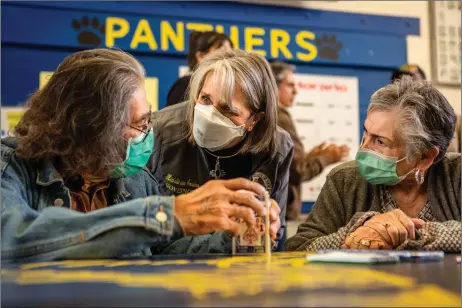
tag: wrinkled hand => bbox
[321,144,350,165]
[234,190,281,240]
[342,226,393,250]
[306,143,350,164]
[306,142,326,159]
[343,209,425,249]
[268,199,281,240]
[174,178,267,237]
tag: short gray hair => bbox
[186,49,279,157]
[368,75,456,163]
[270,61,295,88]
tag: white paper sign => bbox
[289,73,359,202]
[179,65,189,77]
[431,1,461,85]
[1,107,26,138]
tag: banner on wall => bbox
[3,4,414,68]
[289,73,359,202]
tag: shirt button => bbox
[54,198,64,207]
[155,211,168,223]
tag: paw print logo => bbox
[315,34,343,61]
[72,16,105,47]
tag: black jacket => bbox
[166,75,191,108]
[148,102,294,253]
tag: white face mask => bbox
[193,103,246,151]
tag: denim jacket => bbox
[1,137,182,263]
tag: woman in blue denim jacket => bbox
[1,49,279,263]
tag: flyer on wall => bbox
[289,73,360,202]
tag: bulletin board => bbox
[290,73,359,202]
[430,0,461,86]
[1,1,419,212]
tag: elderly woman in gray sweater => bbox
[286,76,460,252]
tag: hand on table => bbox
[342,209,425,250]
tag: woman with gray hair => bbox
[148,49,293,253]
[286,76,460,252]
[1,48,273,262]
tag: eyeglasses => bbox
[127,116,152,143]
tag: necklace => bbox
[203,148,240,179]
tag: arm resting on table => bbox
[285,174,374,251]
[1,178,179,261]
[398,220,461,252]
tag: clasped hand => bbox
[342,209,425,250]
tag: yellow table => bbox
[2,252,460,307]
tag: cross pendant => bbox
[209,158,226,179]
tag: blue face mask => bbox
[113,129,154,178]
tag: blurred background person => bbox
[270,61,350,221]
[391,64,460,153]
[165,31,233,108]
[390,64,427,81]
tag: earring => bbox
[415,169,425,184]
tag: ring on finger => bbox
[359,239,371,247]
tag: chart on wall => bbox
[289,73,359,202]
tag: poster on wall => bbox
[179,66,189,77]
[289,73,359,202]
[1,107,26,138]
[431,0,461,85]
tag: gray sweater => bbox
[286,153,461,252]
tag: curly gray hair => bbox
[368,75,456,163]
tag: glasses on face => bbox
[127,114,152,143]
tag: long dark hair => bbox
[14,48,145,178]
[187,31,233,71]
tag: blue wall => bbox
[1,1,420,212]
